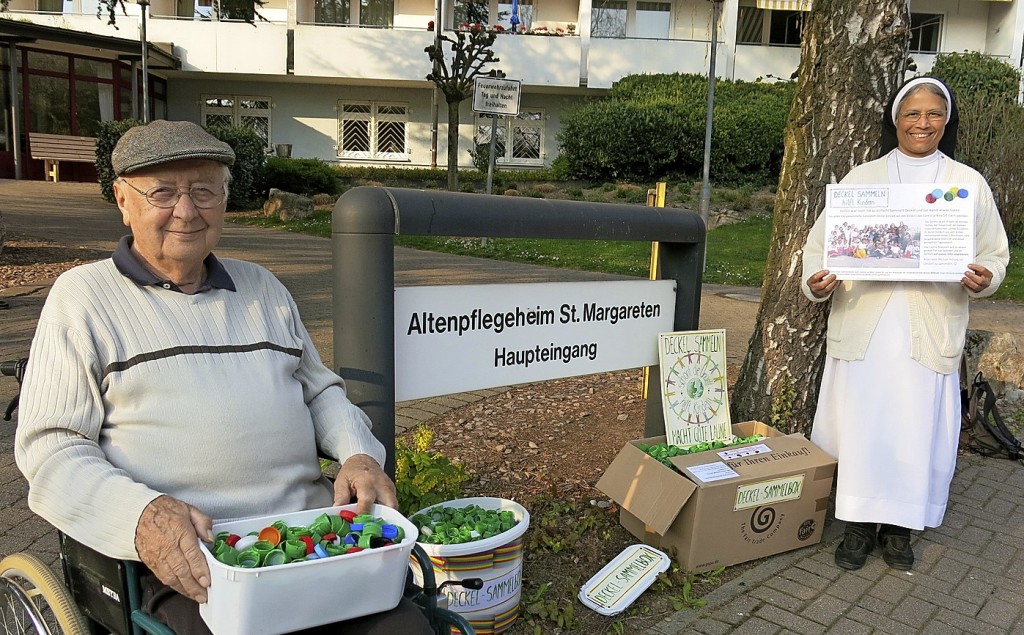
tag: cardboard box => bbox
[597,422,836,573]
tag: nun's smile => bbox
[895,91,947,158]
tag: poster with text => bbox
[823,183,975,281]
[659,329,731,447]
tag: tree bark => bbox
[731,1,911,435]
[447,99,461,191]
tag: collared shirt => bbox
[111,235,236,294]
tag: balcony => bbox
[733,44,799,82]
[294,26,434,82]
[147,19,288,74]
[490,34,582,87]
[586,38,715,89]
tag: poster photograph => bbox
[823,183,975,282]
[658,329,731,448]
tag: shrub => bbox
[262,157,342,197]
[931,53,1024,245]
[557,73,795,185]
[96,119,144,203]
[205,125,267,209]
[955,98,1024,245]
[395,425,469,514]
[930,52,1020,104]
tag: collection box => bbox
[597,421,836,573]
[198,504,417,635]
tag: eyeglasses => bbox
[899,110,946,124]
[119,179,225,209]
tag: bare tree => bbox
[425,26,499,191]
[731,1,911,435]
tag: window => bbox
[635,2,670,39]
[592,0,627,38]
[315,0,351,24]
[910,13,942,54]
[591,0,670,39]
[202,95,272,148]
[497,0,533,31]
[358,0,393,27]
[0,49,10,151]
[475,110,544,166]
[454,0,489,26]
[338,101,409,160]
[736,7,803,46]
[768,10,803,46]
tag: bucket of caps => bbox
[410,497,530,635]
[198,504,417,635]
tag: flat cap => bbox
[112,120,235,176]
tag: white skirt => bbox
[810,284,961,530]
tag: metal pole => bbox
[139,0,151,123]
[333,188,706,469]
[485,115,498,194]
[429,0,442,168]
[698,0,722,229]
[8,44,22,180]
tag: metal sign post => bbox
[333,188,706,477]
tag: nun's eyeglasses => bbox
[899,110,946,123]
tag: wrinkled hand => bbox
[806,269,839,299]
[962,264,993,293]
[333,453,398,515]
[135,495,213,604]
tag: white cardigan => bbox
[801,154,1010,375]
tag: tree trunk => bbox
[446,100,461,191]
[731,1,911,435]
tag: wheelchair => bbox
[1,359,476,635]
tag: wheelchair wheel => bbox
[0,553,89,635]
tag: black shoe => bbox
[835,522,876,570]
[878,525,914,570]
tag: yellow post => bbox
[642,182,667,399]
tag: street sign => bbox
[472,77,522,116]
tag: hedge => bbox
[556,73,795,184]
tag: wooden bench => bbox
[28,132,98,182]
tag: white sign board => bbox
[472,78,522,116]
[394,280,676,401]
[823,183,975,281]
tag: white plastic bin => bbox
[198,504,417,635]
[411,497,530,634]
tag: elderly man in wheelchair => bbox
[5,121,465,635]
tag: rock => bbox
[263,188,313,222]
[528,441,538,449]
[617,414,629,421]
[965,329,1024,396]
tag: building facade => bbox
[2,0,1023,180]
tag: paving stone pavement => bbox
[2,179,1024,634]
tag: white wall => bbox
[294,26,434,80]
[166,77,581,168]
[148,20,289,73]
[588,39,718,88]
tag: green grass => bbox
[230,209,771,286]
[993,249,1024,302]
[229,208,1023,300]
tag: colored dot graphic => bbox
[926,186,969,203]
